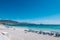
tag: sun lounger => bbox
[38,31,42,34]
[24,29,60,37]
[54,32,60,37]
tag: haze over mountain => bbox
[0,20,60,26]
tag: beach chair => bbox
[54,33,60,37]
[38,31,42,34]
[47,31,54,36]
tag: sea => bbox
[5,25,60,32]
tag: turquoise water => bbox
[5,25,60,32]
[12,25,60,32]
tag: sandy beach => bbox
[0,24,60,40]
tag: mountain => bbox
[0,20,37,26]
[0,20,60,26]
[0,20,19,24]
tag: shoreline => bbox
[11,26,60,32]
[0,25,60,40]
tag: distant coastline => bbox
[0,20,60,26]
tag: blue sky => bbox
[0,0,60,24]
